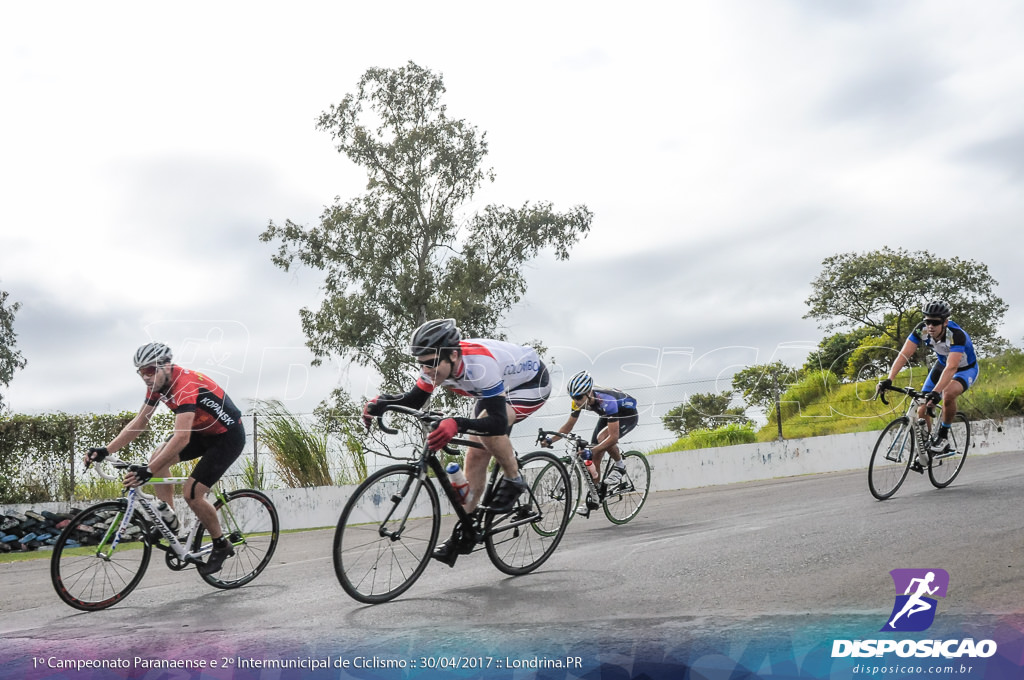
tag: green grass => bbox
[652,349,1024,453]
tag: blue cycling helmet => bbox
[567,371,594,399]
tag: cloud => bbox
[955,128,1024,182]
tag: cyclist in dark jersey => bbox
[878,300,979,459]
[83,342,244,575]
[543,371,639,508]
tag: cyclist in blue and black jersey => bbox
[878,300,978,458]
[543,371,639,508]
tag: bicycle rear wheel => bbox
[196,489,280,589]
[868,417,914,500]
[485,451,571,575]
[333,465,440,603]
[50,501,152,611]
[929,413,970,488]
[602,451,651,524]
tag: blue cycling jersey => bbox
[907,319,976,369]
[572,387,638,419]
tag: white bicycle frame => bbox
[92,458,214,562]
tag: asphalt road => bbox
[3,450,1022,669]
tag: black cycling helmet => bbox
[134,342,173,368]
[922,300,952,319]
[409,318,461,356]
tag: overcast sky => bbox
[3,1,1024,448]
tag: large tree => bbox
[661,391,749,438]
[804,247,1008,356]
[0,290,27,412]
[261,62,592,392]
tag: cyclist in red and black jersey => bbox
[83,342,244,575]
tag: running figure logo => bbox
[882,568,950,632]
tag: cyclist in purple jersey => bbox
[543,371,639,508]
[878,300,979,458]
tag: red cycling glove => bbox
[427,419,459,451]
[362,397,379,431]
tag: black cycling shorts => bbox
[177,425,245,488]
[591,413,638,445]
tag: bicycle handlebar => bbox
[375,404,483,450]
[875,383,930,406]
[86,456,132,481]
[536,428,588,449]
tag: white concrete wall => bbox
[648,415,1024,492]
[7,417,1023,531]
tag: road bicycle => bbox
[332,405,573,604]
[536,429,651,525]
[868,384,971,500]
[50,457,279,611]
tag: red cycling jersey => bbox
[145,365,242,435]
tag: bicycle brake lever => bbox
[376,415,399,435]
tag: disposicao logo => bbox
[831,568,998,660]
[882,568,949,632]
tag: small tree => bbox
[0,289,27,412]
[661,391,749,438]
[731,362,802,413]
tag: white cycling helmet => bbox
[567,371,594,399]
[133,342,173,368]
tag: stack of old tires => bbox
[0,509,74,552]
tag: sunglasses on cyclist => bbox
[417,355,443,369]
[923,318,945,326]
[137,365,160,377]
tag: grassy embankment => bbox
[651,349,1024,454]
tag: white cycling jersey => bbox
[415,339,543,399]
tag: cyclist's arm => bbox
[886,338,919,381]
[931,351,964,393]
[453,395,509,436]
[375,386,432,412]
[590,419,621,455]
[104,402,159,454]
[551,412,581,441]
[149,410,196,470]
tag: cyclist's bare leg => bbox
[464,404,520,513]
[148,442,176,508]
[939,381,964,425]
[183,478,223,539]
[592,427,623,476]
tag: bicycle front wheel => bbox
[50,501,152,611]
[485,451,571,575]
[868,417,914,500]
[333,465,441,604]
[530,455,581,535]
[196,489,280,589]
[602,451,651,524]
[929,413,970,488]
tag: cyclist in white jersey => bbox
[362,319,551,566]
